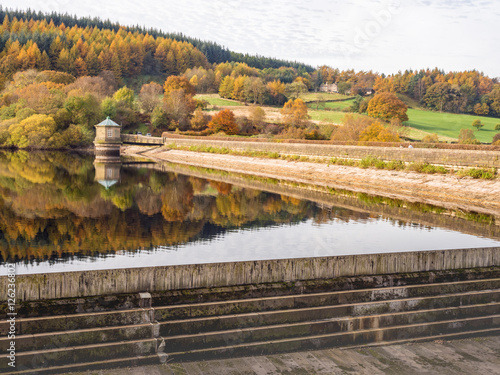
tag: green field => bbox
[405,109,499,142]
[308,99,355,111]
[194,94,242,106]
[299,92,350,102]
[308,110,367,124]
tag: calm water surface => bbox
[0,151,498,275]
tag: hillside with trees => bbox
[0,8,499,149]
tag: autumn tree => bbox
[267,80,286,105]
[190,107,211,131]
[331,114,372,142]
[63,93,102,129]
[207,109,238,135]
[472,119,484,131]
[458,128,479,144]
[64,76,114,100]
[473,103,490,115]
[139,82,163,113]
[358,121,400,142]
[232,75,248,101]
[423,82,453,112]
[421,133,440,143]
[163,89,196,130]
[249,106,266,125]
[367,92,408,122]
[163,76,196,97]
[492,133,500,145]
[7,114,58,148]
[280,98,310,127]
[244,77,267,104]
[219,76,235,99]
[113,86,135,107]
[285,81,307,100]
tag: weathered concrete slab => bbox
[66,336,500,375]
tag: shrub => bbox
[358,121,400,142]
[492,133,500,145]
[385,160,405,170]
[458,168,496,179]
[359,156,386,169]
[458,128,479,144]
[421,133,439,143]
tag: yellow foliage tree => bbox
[8,114,58,148]
[358,121,400,142]
[280,98,309,127]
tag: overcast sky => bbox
[10,0,500,77]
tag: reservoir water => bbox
[1,151,499,275]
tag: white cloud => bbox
[6,0,500,76]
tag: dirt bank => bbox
[122,146,500,217]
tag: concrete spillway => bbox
[0,248,499,373]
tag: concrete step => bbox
[6,300,500,354]
[1,338,159,371]
[0,307,154,336]
[166,316,500,362]
[159,306,500,352]
[3,278,499,336]
[10,322,156,352]
[153,279,500,321]
[159,291,500,335]
[5,328,500,375]
[6,316,499,372]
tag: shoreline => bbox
[122,145,500,218]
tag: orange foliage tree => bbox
[280,98,310,126]
[367,92,408,122]
[163,76,196,96]
[207,109,239,135]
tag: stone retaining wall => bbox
[162,137,500,168]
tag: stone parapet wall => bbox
[162,137,500,168]
[3,247,499,302]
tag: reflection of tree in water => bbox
[0,151,321,262]
[0,151,407,263]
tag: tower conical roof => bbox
[96,116,120,127]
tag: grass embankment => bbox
[166,144,497,180]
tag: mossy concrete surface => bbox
[64,336,500,375]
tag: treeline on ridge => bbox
[0,7,314,71]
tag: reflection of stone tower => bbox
[94,116,121,157]
[94,160,121,189]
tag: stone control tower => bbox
[94,116,121,157]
